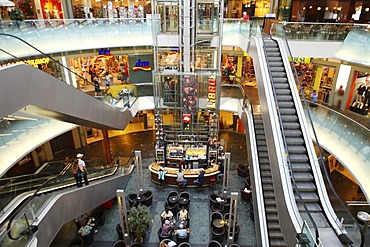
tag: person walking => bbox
[77,153,89,186]
[309,90,318,107]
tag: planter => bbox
[113,240,128,247]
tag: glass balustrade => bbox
[0,153,133,246]
[271,22,370,42]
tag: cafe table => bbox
[178,197,189,205]
[212,219,225,228]
[168,196,179,204]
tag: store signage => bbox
[0,57,50,68]
[98,48,111,55]
[132,59,151,71]
[206,75,216,109]
[182,114,191,123]
[289,57,311,64]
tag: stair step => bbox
[264,190,275,198]
[258,151,269,158]
[279,108,296,115]
[293,173,314,182]
[270,67,285,72]
[281,115,298,122]
[282,122,300,129]
[289,154,309,163]
[291,163,311,172]
[287,145,307,154]
[295,192,319,202]
[273,77,288,83]
[278,101,295,108]
[297,202,323,212]
[272,72,287,77]
[284,130,302,137]
[269,62,283,67]
[286,137,305,145]
[276,95,293,101]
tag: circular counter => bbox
[149,162,220,187]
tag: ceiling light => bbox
[317,7,321,10]
[325,7,329,11]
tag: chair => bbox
[209,177,217,188]
[224,213,237,226]
[82,230,94,246]
[178,181,186,191]
[237,163,249,177]
[167,191,179,206]
[112,240,128,247]
[179,192,190,206]
[241,187,252,201]
[165,201,177,215]
[211,203,224,213]
[209,212,224,224]
[159,239,172,247]
[69,236,84,247]
[177,203,189,214]
[158,228,172,242]
[208,194,219,208]
[90,208,105,226]
[141,190,153,207]
[176,233,190,244]
[178,242,192,247]
[229,244,241,247]
[211,227,225,243]
[128,193,138,208]
[207,240,222,247]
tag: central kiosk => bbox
[149,0,225,187]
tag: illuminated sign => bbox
[0,57,50,68]
[182,114,191,123]
[132,59,151,71]
[98,48,111,55]
[206,75,216,109]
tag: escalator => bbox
[253,114,286,246]
[262,36,344,245]
[0,154,134,247]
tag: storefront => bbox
[221,50,251,86]
[67,52,130,92]
[71,0,149,19]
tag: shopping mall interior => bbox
[0,0,370,247]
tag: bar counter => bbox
[149,162,220,187]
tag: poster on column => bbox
[182,76,198,115]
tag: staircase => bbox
[254,114,286,246]
[263,37,328,229]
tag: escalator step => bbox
[297,202,323,212]
[275,89,291,95]
[263,184,274,191]
[256,134,265,140]
[284,130,302,137]
[269,229,284,238]
[277,95,293,101]
[258,146,268,152]
[269,62,283,67]
[268,221,281,230]
[270,67,285,72]
[255,129,265,135]
[270,238,287,246]
[279,108,296,115]
[286,137,304,145]
[278,102,295,108]
[264,190,275,198]
[265,47,279,52]
[274,82,289,88]
[271,72,287,77]
[259,158,270,164]
[266,205,278,214]
[282,122,300,129]
[258,151,269,158]
[281,115,298,122]
[262,177,273,184]
[273,78,288,83]
[257,140,267,146]
[291,163,311,171]
[264,41,277,47]
[266,214,279,221]
[260,164,271,170]
[287,145,307,154]
[289,154,309,162]
[268,57,282,62]
[296,181,316,190]
[293,173,314,182]
[294,192,319,202]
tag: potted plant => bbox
[127,204,152,243]
[9,9,24,28]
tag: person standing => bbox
[72,159,82,187]
[158,168,167,188]
[309,90,318,107]
[77,153,89,186]
[105,72,111,92]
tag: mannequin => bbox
[356,83,366,102]
[363,85,370,111]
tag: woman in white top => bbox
[161,208,174,220]
[178,206,188,221]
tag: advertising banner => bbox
[128,54,153,83]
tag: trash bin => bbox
[263,13,276,34]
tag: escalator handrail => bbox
[256,24,320,243]
[271,22,363,245]
[5,151,134,241]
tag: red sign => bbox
[206,75,216,109]
[182,114,191,123]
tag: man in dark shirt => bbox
[193,170,205,187]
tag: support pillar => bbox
[313,66,322,92]
[102,130,112,164]
[223,152,231,197]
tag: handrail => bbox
[271,21,363,246]
[5,151,133,241]
[256,24,320,243]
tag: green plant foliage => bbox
[127,204,152,239]
[9,9,25,22]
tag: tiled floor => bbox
[50,130,254,247]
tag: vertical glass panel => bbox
[197,3,218,34]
